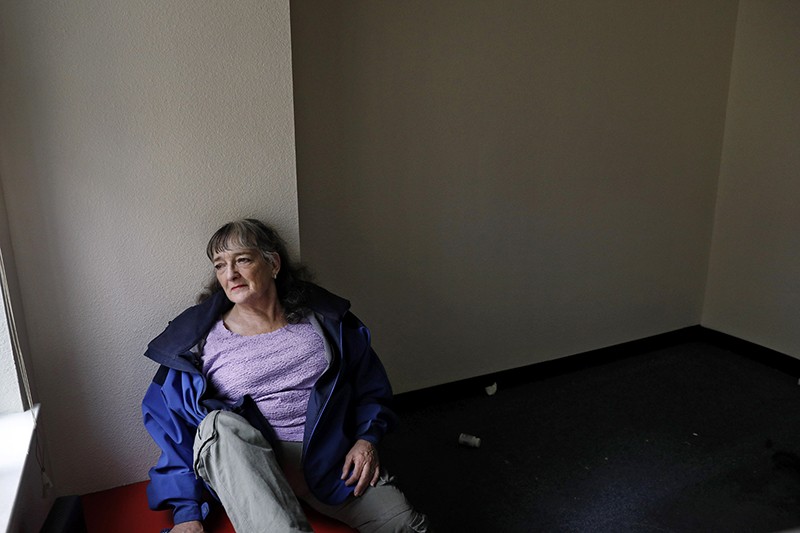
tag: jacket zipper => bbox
[302,321,343,463]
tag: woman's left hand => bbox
[341,439,380,497]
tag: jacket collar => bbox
[305,283,351,323]
[144,283,351,370]
[144,290,232,370]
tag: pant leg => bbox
[193,410,313,533]
[276,441,430,533]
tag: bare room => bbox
[1,1,799,532]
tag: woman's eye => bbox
[213,263,224,270]
[237,257,252,264]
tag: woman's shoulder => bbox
[303,282,351,319]
[145,290,232,365]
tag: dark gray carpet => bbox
[382,341,800,532]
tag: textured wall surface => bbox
[0,300,22,414]
[2,0,797,523]
[0,0,298,497]
[0,181,28,415]
[292,1,738,392]
[703,1,800,355]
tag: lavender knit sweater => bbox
[201,318,329,442]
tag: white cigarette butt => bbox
[458,433,481,448]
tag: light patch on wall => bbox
[0,261,23,414]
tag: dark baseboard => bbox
[393,325,800,412]
[696,327,800,377]
[40,495,86,533]
[394,325,703,411]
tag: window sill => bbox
[0,405,38,532]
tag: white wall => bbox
[292,1,738,392]
[0,0,298,500]
[0,295,22,414]
[0,180,27,415]
[2,0,796,514]
[703,1,800,355]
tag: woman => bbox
[142,219,428,533]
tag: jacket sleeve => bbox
[345,313,398,444]
[142,366,209,525]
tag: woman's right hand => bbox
[171,520,205,533]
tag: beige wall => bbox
[4,0,798,521]
[703,1,800,354]
[0,180,25,414]
[0,0,298,504]
[292,1,738,392]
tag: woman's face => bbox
[212,247,278,306]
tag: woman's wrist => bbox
[171,519,205,533]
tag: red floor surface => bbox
[81,481,356,532]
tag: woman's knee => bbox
[193,410,272,467]
[201,410,268,444]
[192,410,281,486]
[354,479,431,533]
[193,410,221,455]
[373,508,430,533]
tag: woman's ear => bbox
[270,252,282,278]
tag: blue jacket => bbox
[141,284,397,525]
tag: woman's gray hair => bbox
[206,219,281,265]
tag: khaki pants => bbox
[193,410,429,533]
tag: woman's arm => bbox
[142,366,208,525]
[339,314,397,495]
[348,336,398,444]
